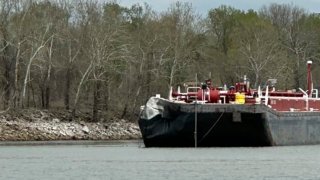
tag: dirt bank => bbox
[0,109,141,141]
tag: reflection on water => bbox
[0,141,319,180]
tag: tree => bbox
[207,5,240,55]
[160,2,200,89]
[70,1,130,121]
[235,10,282,88]
[206,6,241,84]
[260,3,311,89]
[0,0,17,109]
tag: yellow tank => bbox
[235,93,245,104]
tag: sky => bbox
[118,0,320,16]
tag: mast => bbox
[307,61,312,97]
[194,73,198,148]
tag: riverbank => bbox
[0,140,143,146]
[0,109,141,141]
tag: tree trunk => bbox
[103,78,110,111]
[22,25,50,107]
[13,41,22,108]
[92,80,101,122]
[30,81,36,108]
[22,45,45,106]
[121,103,128,119]
[71,61,93,120]
[1,30,11,109]
[146,52,152,98]
[44,37,53,109]
[4,61,10,109]
[254,72,259,89]
[64,42,79,111]
[168,58,177,93]
[45,85,50,109]
[294,68,300,89]
[293,55,301,89]
[41,87,45,108]
[64,66,71,110]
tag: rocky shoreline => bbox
[0,109,141,141]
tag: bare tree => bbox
[0,0,16,109]
[70,1,130,121]
[237,12,281,88]
[239,32,279,88]
[22,25,51,106]
[260,4,309,89]
[161,2,200,90]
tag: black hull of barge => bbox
[139,97,320,147]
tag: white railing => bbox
[258,85,269,106]
[312,89,318,98]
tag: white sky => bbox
[118,0,320,15]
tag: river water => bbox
[0,141,319,180]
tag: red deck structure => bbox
[170,61,320,112]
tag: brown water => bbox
[0,141,319,180]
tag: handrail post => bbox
[265,86,269,106]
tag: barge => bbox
[139,61,320,147]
